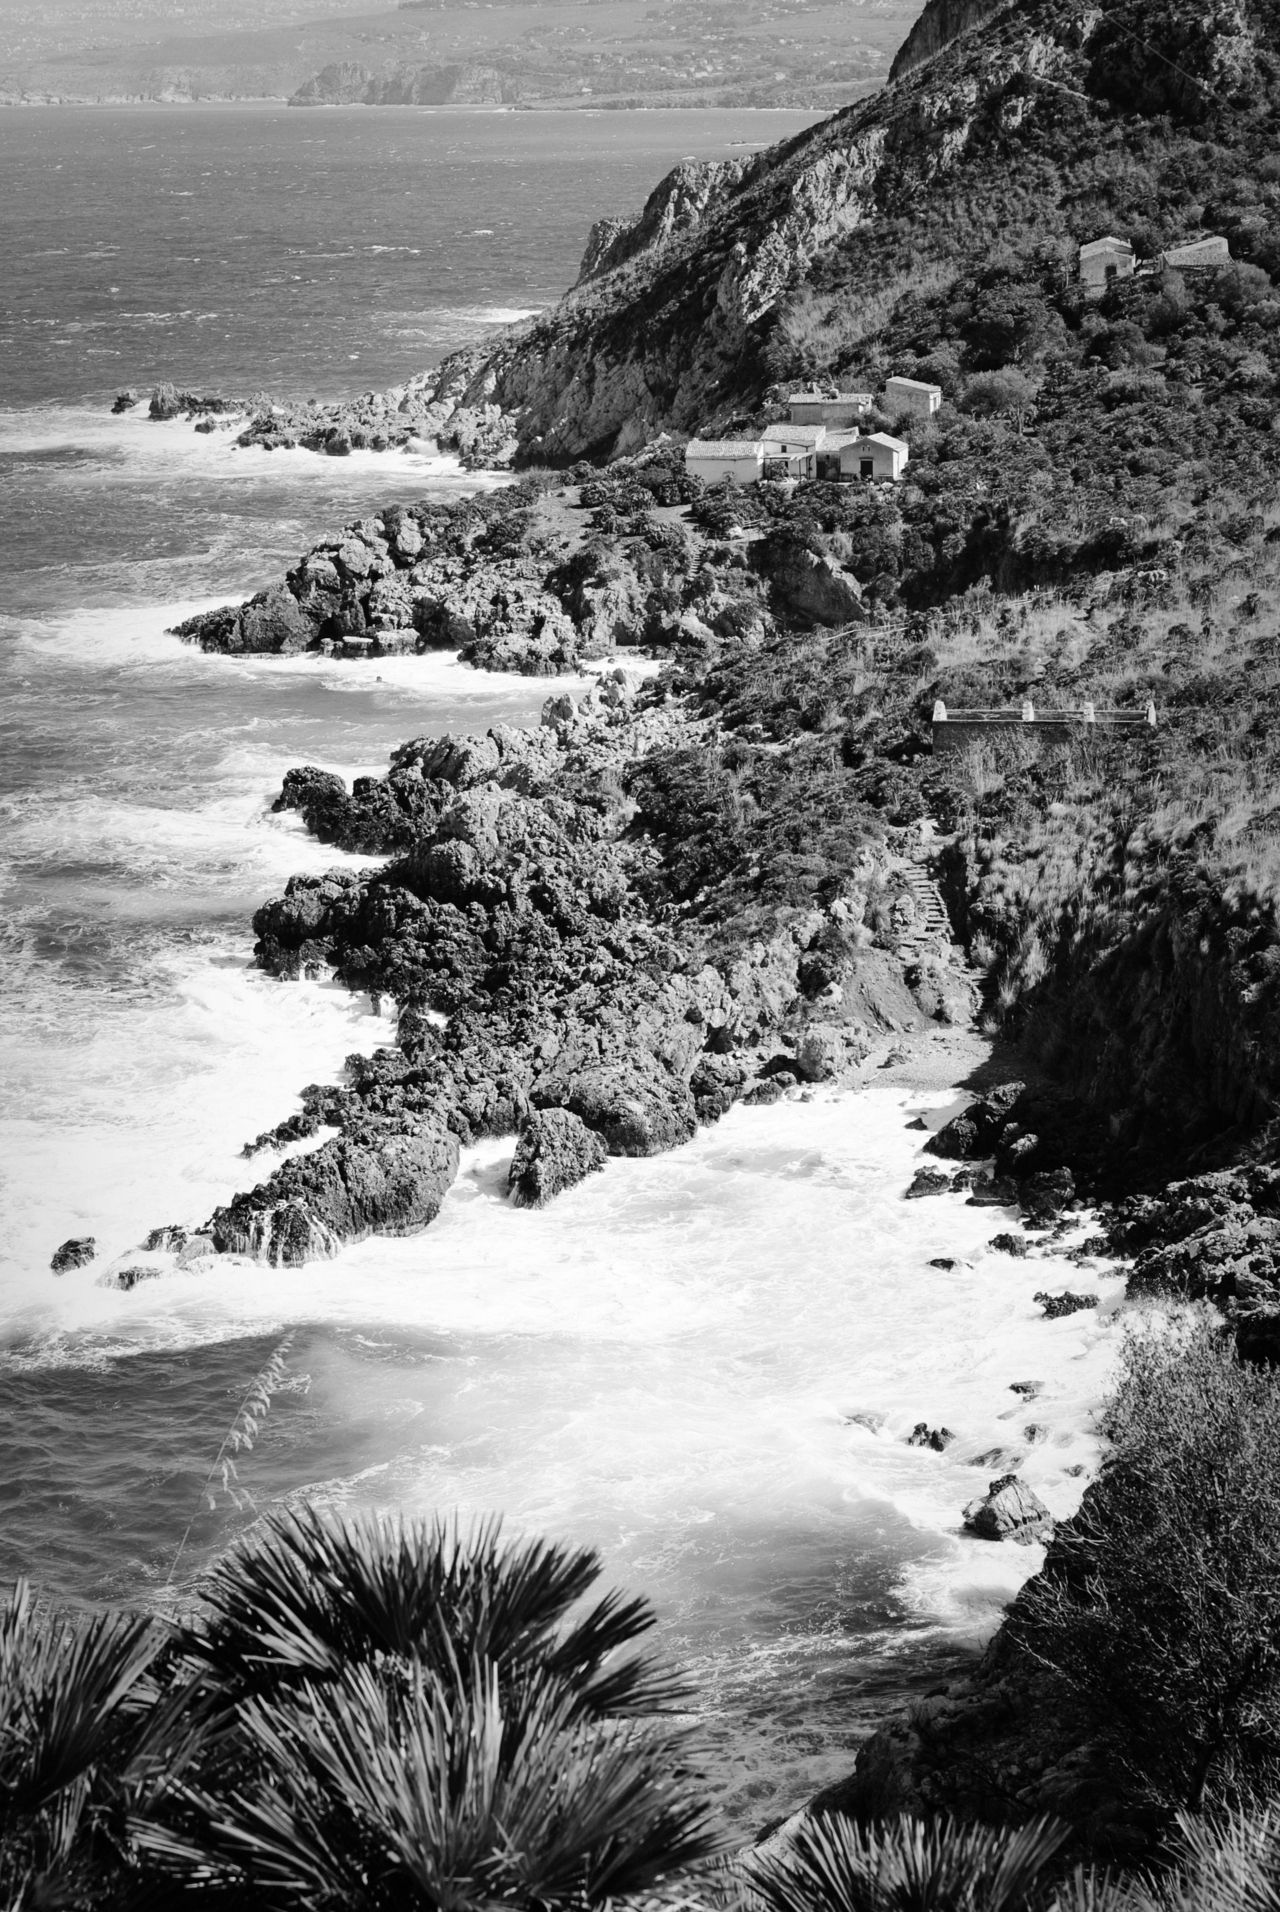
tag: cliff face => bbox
[888,0,1011,79]
[414,0,1275,462]
[574,157,754,286]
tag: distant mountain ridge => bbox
[2,0,912,108]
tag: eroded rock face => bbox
[538,1060,698,1158]
[508,1108,608,1208]
[209,1127,460,1266]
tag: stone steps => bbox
[895,862,954,952]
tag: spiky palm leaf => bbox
[1157,1805,1280,1912]
[0,1579,164,1907]
[137,1656,727,1911]
[747,1812,1070,1912]
[191,1508,685,1718]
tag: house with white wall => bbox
[684,439,765,487]
[761,421,827,478]
[839,433,909,482]
[1079,235,1136,293]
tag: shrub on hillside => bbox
[1007,1313,1280,1814]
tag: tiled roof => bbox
[686,439,763,457]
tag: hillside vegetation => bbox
[418,0,1280,456]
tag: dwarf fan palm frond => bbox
[191,1507,686,1717]
[137,1656,727,1911]
[747,1812,1070,1912]
[0,1578,163,1908]
[1156,1805,1280,1912]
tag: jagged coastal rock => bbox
[125,648,974,1266]
[507,1109,608,1208]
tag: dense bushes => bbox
[1008,1314,1280,1815]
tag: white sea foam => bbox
[1,1080,1126,1650]
[11,598,592,712]
[0,404,513,492]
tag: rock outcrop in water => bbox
[50,1236,95,1273]
[209,1126,460,1266]
[168,462,708,671]
[507,1109,608,1208]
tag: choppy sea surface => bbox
[1,102,1125,1828]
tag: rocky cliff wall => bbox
[888,0,1014,80]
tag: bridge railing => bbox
[932,699,1157,727]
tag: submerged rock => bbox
[50,1236,95,1273]
[905,1167,951,1199]
[144,1224,187,1252]
[907,1422,955,1451]
[963,1474,1054,1544]
[508,1108,608,1208]
[1035,1289,1099,1319]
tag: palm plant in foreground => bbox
[188,1505,687,1717]
[135,1509,726,1909]
[746,1812,1071,1912]
[0,1578,168,1910]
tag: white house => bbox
[839,433,909,482]
[761,421,826,478]
[883,376,942,418]
[684,438,765,487]
[1160,234,1230,271]
[1079,235,1136,293]
[787,390,873,427]
[814,431,862,481]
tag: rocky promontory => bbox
[157,656,972,1267]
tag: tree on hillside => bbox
[959,369,1041,433]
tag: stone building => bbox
[1079,234,1136,293]
[787,390,873,427]
[883,375,942,418]
[1160,234,1230,271]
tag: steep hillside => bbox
[416,0,1280,458]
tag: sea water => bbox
[1,103,1125,1828]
